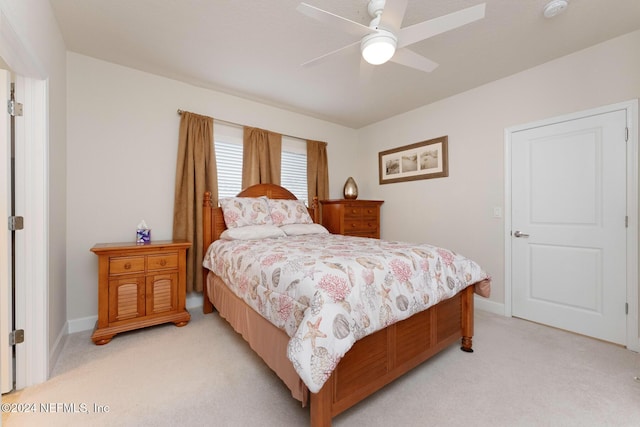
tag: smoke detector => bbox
[543,0,569,18]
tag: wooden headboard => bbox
[202,183,319,313]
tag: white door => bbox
[0,68,13,393]
[511,109,627,345]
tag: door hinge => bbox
[7,99,23,117]
[8,215,24,230]
[625,302,629,315]
[625,215,629,228]
[9,329,24,345]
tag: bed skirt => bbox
[207,272,309,405]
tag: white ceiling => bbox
[49,0,640,128]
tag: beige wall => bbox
[66,53,358,324]
[357,30,640,319]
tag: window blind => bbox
[214,124,308,203]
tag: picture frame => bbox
[378,136,448,184]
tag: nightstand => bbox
[320,199,384,238]
[90,240,191,345]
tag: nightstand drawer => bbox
[110,256,145,275]
[147,253,179,271]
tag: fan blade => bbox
[390,48,439,73]
[379,0,408,34]
[301,41,361,68]
[397,3,486,49]
[297,3,374,37]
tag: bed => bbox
[201,183,490,426]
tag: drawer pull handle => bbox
[124,262,131,270]
[160,259,167,266]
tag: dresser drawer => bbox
[346,219,378,233]
[361,206,379,218]
[344,205,379,219]
[343,218,370,231]
[110,256,145,275]
[320,199,383,240]
[360,219,379,233]
[344,206,364,219]
[147,253,179,271]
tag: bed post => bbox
[310,196,319,224]
[460,285,474,352]
[202,191,214,314]
[309,378,333,427]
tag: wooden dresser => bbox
[320,199,384,238]
[90,240,191,345]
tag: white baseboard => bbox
[475,295,505,316]
[186,292,203,310]
[68,315,97,334]
[67,293,204,334]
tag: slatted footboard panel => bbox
[311,285,473,426]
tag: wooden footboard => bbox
[309,285,474,426]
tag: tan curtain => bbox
[307,139,329,201]
[172,112,218,293]
[242,126,282,188]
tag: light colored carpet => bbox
[2,309,639,426]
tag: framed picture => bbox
[378,136,448,184]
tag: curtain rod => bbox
[177,109,308,141]
[177,108,245,130]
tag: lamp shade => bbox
[361,31,397,65]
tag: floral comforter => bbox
[203,234,490,393]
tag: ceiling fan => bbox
[297,0,486,73]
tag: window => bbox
[214,123,308,203]
[281,136,308,203]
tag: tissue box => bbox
[136,228,151,244]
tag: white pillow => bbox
[219,196,273,229]
[267,198,314,226]
[280,223,329,236]
[220,225,285,240]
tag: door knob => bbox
[513,230,530,238]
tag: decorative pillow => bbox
[280,223,329,236]
[220,225,285,240]
[267,199,314,226]
[219,197,273,229]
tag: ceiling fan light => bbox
[361,32,397,65]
